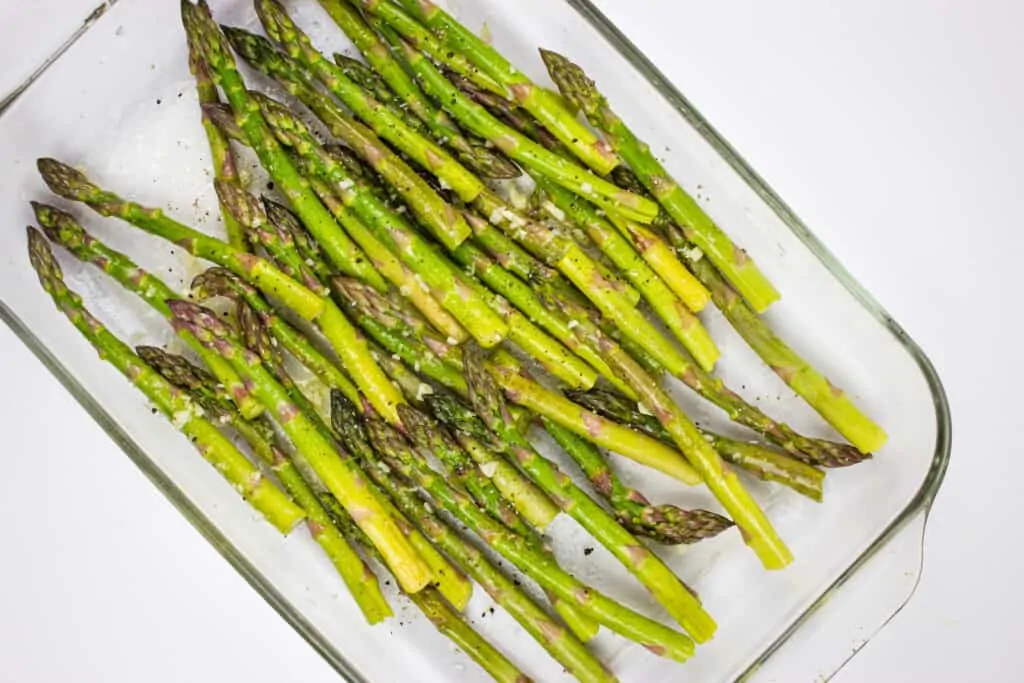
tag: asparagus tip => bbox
[31,201,87,249]
[214,179,265,230]
[622,505,734,546]
[201,102,244,141]
[537,48,595,115]
[26,226,61,285]
[37,158,97,202]
[191,266,247,300]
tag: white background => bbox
[0,0,1019,681]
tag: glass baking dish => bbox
[0,0,951,680]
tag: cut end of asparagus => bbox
[37,158,99,203]
[31,202,88,250]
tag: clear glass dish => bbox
[0,0,951,681]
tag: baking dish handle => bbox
[745,509,931,682]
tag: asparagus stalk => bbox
[184,1,387,292]
[136,345,393,624]
[369,0,622,178]
[37,159,404,423]
[666,225,886,455]
[255,0,483,218]
[26,227,304,533]
[485,352,700,485]
[331,395,615,682]
[167,298,433,592]
[203,105,469,344]
[320,1,521,180]
[223,28,475,259]
[541,49,780,313]
[544,255,867,467]
[364,413,698,663]
[563,311,793,569]
[183,1,247,250]
[536,176,721,372]
[31,202,264,420]
[374,23,659,224]
[542,417,734,545]
[462,347,716,643]
[568,389,826,502]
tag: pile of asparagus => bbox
[24,0,888,679]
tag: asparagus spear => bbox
[183,1,247,250]
[368,0,622,178]
[331,395,615,682]
[462,347,715,643]
[542,417,734,545]
[185,0,387,292]
[26,227,305,533]
[543,259,867,467]
[372,23,659,224]
[567,389,825,502]
[31,202,263,420]
[37,158,406,423]
[541,49,780,313]
[255,0,483,218]
[562,310,793,569]
[364,414,698,662]
[167,297,434,592]
[536,176,721,372]
[666,224,886,455]
[252,91,509,349]
[321,1,521,180]
[136,345,393,624]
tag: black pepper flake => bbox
[267,181,275,191]
[156,99,161,105]
[583,547,594,556]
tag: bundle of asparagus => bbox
[23,0,888,679]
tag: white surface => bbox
[0,1,1018,682]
